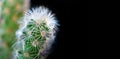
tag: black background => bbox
[30,0,80,59]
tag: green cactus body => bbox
[0,0,25,59]
[13,7,58,59]
[17,20,49,59]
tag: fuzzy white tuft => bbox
[16,6,59,40]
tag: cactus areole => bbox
[13,6,59,59]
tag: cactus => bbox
[13,7,59,59]
[0,0,29,59]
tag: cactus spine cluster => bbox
[13,7,59,59]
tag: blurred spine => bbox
[0,0,2,20]
[0,0,30,59]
